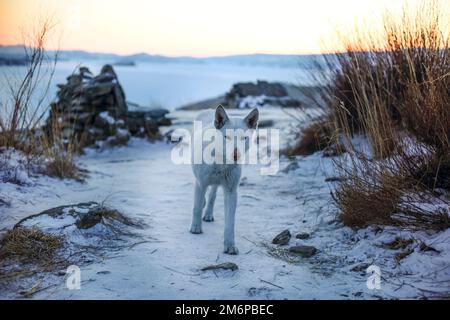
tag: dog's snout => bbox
[233,148,240,161]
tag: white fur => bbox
[190,106,259,254]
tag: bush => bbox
[0,18,84,181]
[316,0,450,229]
[284,120,333,156]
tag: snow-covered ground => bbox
[0,109,449,299]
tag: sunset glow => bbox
[0,0,443,57]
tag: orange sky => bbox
[0,0,438,57]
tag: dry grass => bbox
[313,0,450,229]
[284,119,334,156]
[0,18,57,151]
[0,19,84,182]
[0,227,63,264]
[40,114,87,181]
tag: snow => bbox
[0,109,449,299]
[238,95,269,109]
[99,111,116,125]
[0,148,45,186]
[236,95,294,109]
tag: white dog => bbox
[190,105,259,254]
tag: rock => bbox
[67,74,82,86]
[289,245,317,257]
[103,129,131,148]
[176,83,317,111]
[322,144,346,157]
[126,109,168,139]
[382,237,413,250]
[157,116,172,126]
[227,81,288,99]
[257,119,274,128]
[96,270,111,275]
[226,81,302,108]
[76,208,103,229]
[395,249,414,263]
[94,73,115,83]
[272,229,291,245]
[101,64,116,76]
[201,262,238,272]
[163,129,183,143]
[44,65,170,150]
[281,162,299,173]
[419,242,440,253]
[16,202,135,231]
[295,232,310,240]
[350,263,371,272]
[325,176,345,182]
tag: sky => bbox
[0,0,439,57]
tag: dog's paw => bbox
[223,245,239,255]
[203,215,214,222]
[190,224,203,234]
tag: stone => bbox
[227,80,288,99]
[272,229,291,245]
[295,232,310,240]
[94,73,115,83]
[15,202,133,230]
[395,249,414,263]
[382,237,413,250]
[322,144,346,157]
[419,242,440,253]
[289,245,317,257]
[257,119,274,128]
[201,262,238,272]
[66,74,82,86]
[281,162,299,173]
[44,65,169,150]
[350,263,371,272]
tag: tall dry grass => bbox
[0,18,83,180]
[313,0,450,229]
[0,19,57,150]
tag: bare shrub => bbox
[284,119,333,156]
[317,0,450,229]
[0,18,57,150]
[40,110,87,181]
[0,18,84,181]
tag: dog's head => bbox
[214,105,259,163]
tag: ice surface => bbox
[0,61,309,115]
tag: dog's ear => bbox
[244,108,259,129]
[214,105,229,129]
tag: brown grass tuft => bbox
[284,120,334,156]
[314,0,450,229]
[0,227,63,264]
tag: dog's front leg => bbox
[190,182,206,234]
[223,189,238,254]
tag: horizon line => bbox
[0,43,341,59]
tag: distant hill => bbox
[0,45,329,68]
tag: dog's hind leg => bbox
[190,182,206,234]
[203,185,218,222]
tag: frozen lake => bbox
[0,60,312,111]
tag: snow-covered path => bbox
[2,110,448,299]
[37,140,352,299]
